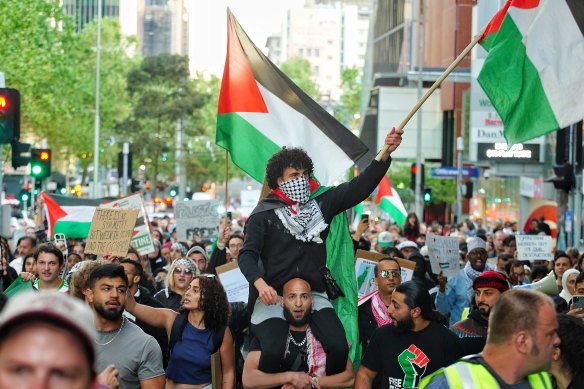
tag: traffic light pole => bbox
[0,73,4,203]
[122,142,129,197]
[456,137,463,223]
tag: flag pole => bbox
[375,33,482,161]
[225,150,229,213]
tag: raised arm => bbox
[219,327,236,389]
[125,292,177,337]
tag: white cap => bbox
[467,237,487,253]
[397,240,418,251]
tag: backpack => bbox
[168,311,226,359]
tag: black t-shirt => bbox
[361,321,462,389]
[358,299,379,352]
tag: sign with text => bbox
[102,194,155,255]
[86,208,139,257]
[355,250,416,302]
[426,234,460,277]
[216,261,249,303]
[175,200,221,241]
[516,235,553,261]
[430,166,479,178]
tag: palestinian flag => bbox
[477,0,584,145]
[216,10,368,186]
[375,175,407,226]
[42,193,103,239]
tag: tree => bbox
[280,56,319,100]
[335,66,362,130]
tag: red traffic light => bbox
[0,96,7,109]
[40,150,50,161]
[411,165,418,174]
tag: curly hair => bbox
[69,259,109,300]
[265,147,314,189]
[555,314,584,387]
[197,275,230,331]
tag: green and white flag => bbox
[478,0,584,145]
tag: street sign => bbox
[430,166,479,179]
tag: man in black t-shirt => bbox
[243,278,355,389]
[356,281,462,389]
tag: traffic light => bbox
[0,88,20,144]
[117,151,133,179]
[18,189,31,207]
[11,141,30,168]
[410,162,425,191]
[169,187,178,197]
[551,163,575,192]
[30,148,52,179]
[464,181,473,199]
[423,187,432,202]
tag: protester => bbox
[436,237,493,326]
[154,258,197,311]
[403,212,421,242]
[238,128,403,376]
[501,235,517,257]
[550,314,584,389]
[355,281,461,389]
[71,242,86,260]
[21,252,36,275]
[451,270,509,339]
[495,253,512,274]
[69,259,109,300]
[243,278,354,389]
[125,272,235,389]
[359,257,402,352]
[187,245,209,273]
[19,242,69,292]
[505,259,526,286]
[493,230,506,255]
[9,236,37,274]
[87,264,165,389]
[170,242,189,261]
[208,228,244,274]
[0,291,103,389]
[559,269,580,305]
[67,252,82,273]
[421,289,558,388]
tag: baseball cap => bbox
[397,240,418,251]
[186,245,209,262]
[467,237,487,253]
[0,291,96,366]
[377,231,393,248]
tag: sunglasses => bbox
[380,270,401,279]
[173,268,194,275]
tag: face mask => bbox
[279,175,310,204]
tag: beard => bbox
[94,302,124,321]
[283,305,312,327]
[393,315,415,333]
[477,304,492,317]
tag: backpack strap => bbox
[213,325,227,353]
[168,311,189,359]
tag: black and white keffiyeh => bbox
[278,176,311,204]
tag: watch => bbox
[311,375,319,387]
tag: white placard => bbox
[216,261,249,303]
[516,235,553,261]
[426,234,460,278]
[175,200,221,241]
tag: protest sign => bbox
[216,261,249,303]
[102,194,155,255]
[85,208,138,257]
[355,250,416,303]
[175,200,221,241]
[426,233,460,278]
[516,235,553,261]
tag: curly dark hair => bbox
[265,147,314,189]
[555,314,584,387]
[197,275,230,331]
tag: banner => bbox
[102,194,155,255]
[426,234,460,277]
[516,235,553,262]
[85,208,139,257]
[355,250,415,302]
[175,200,221,241]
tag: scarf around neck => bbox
[464,260,494,281]
[371,290,393,327]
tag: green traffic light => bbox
[31,164,42,176]
[169,189,177,197]
[424,193,431,202]
[21,193,29,201]
[60,187,67,195]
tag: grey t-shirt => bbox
[96,318,165,389]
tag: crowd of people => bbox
[1,128,584,388]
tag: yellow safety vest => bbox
[420,361,552,389]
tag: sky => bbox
[187,0,304,76]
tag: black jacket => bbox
[238,158,392,298]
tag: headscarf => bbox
[560,269,580,303]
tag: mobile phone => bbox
[572,295,584,311]
[227,211,232,222]
[362,214,369,223]
[54,233,68,256]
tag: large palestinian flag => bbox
[216,10,368,186]
[42,193,103,239]
[477,0,584,145]
[375,175,407,227]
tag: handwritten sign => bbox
[355,250,416,302]
[175,200,221,241]
[102,194,155,255]
[516,235,553,261]
[216,261,249,303]
[85,208,139,257]
[426,234,460,278]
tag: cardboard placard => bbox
[355,250,416,301]
[85,208,139,257]
[175,200,221,241]
[516,235,553,261]
[211,350,223,389]
[426,233,460,277]
[216,261,249,303]
[102,194,155,255]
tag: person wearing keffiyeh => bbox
[238,128,403,377]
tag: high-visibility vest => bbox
[420,361,552,389]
